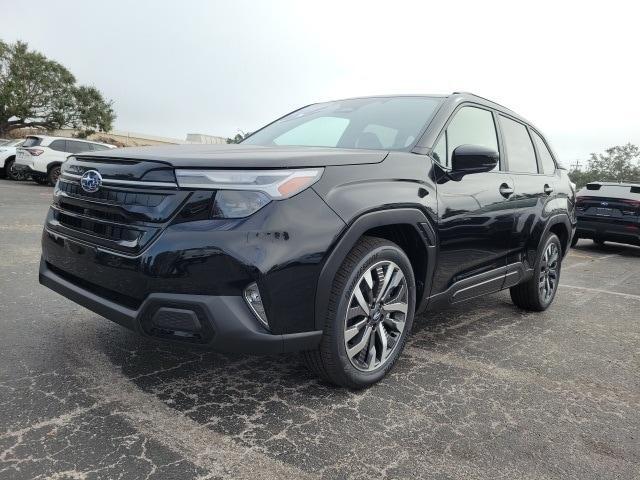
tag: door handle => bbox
[544,184,554,195]
[499,183,514,198]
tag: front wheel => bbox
[510,233,562,311]
[302,236,416,388]
[4,159,18,181]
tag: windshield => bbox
[243,96,443,151]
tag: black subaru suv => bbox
[39,93,576,388]
[573,182,640,247]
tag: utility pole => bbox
[570,160,582,171]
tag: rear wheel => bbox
[510,233,562,311]
[594,239,605,247]
[47,165,61,186]
[302,236,416,388]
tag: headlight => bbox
[175,168,324,199]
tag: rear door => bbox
[431,105,515,301]
[47,139,71,164]
[497,115,556,273]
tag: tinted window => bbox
[89,143,111,151]
[433,106,499,169]
[22,136,43,147]
[499,116,538,173]
[531,131,556,174]
[66,141,92,154]
[49,140,67,152]
[243,96,443,151]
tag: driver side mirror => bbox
[451,145,499,175]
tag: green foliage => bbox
[226,131,251,144]
[568,143,640,189]
[0,40,115,135]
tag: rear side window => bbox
[433,106,500,169]
[66,141,92,154]
[499,116,538,173]
[531,131,556,174]
[49,140,67,152]
[22,136,43,147]
[89,143,111,151]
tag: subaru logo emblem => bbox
[601,201,609,206]
[80,170,102,193]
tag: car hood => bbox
[77,144,389,168]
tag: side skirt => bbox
[425,262,532,311]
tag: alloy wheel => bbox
[344,260,408,372]
[539,242,559,302]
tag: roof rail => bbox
[451,91,511,111]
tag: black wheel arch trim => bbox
[314,208,437,330]
[541,213,573,257]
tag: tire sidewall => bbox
[535,233,562,309]
[330,243,416,386]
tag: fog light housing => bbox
[243,282,269,330]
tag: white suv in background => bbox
[0,138,26,180]
[14,135,116,185]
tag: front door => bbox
[430,105,515,300]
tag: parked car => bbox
[0,138,26,180]
[572,182,640,247]
[13,135,116,186]
[39,93,576,388]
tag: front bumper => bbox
[39,258,322,353]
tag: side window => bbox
[433,106,499,169]
[499,116,538,173]
[66,141,92,154]
[531,131,556,175]
[90,143,110,151]
[432,135,446,165]
[49,140,67,152]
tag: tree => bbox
[226,131,251,144]
[0,40,115,135]
[569,143,640,189]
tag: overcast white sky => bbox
[3,0,639,164]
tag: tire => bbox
[4,158,18,181]
[33,176,49,185]
[47,165,61,186]
[570,235,579,248]
[302,236,416,388]
[510,233,562,312]
[594,239,605,247]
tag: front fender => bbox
[314,208,437,330]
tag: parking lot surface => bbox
[1,178,639,479]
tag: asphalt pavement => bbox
[1,178,638,479]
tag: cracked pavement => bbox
[1,179,639,479]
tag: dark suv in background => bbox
[573,182,640,247]
[39,93,576,388]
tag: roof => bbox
[586,181,640,188]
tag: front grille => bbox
[48,177,188,254]
[52,210,142,243]
[57,180,165,207]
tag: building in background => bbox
[186,133,227,144]
[6,128,225,147]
